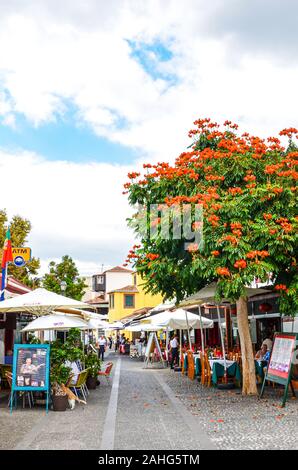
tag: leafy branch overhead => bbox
[124,119,298,313]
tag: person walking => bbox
[108,335,113,349]
[170,335,179,369]
[98,335,107,361]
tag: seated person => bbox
[255,344,268,361]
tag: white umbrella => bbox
[0,288,90,315]
[125,323,168,332]
[103,321,124,330]
[150,308,213,329]
[151,308,213,363]
[21,314,89,332]
[87,318,109,329]
[149,299,176,313]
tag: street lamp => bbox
[60,280,67,295]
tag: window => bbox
[97,275,104,284]
[124,294,135,308]
[109,294,114,309]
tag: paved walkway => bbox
[1,353,298,450]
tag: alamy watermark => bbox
[131,203,204,251]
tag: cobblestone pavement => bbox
[162,367,298,450]
[1,352,298,450]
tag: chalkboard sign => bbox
[11,344,50,413]
[260,332,298,407]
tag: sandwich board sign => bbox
[260,332,298,407]
[11,344,50,413]
[144,332,165,368]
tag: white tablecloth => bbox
[209,359,235,368]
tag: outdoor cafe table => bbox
[183,353,201,375]
[210,359,241,385]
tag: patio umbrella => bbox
[21,314,90,332]
[182,282,270,382]
[150,308,213,364]
[125,323,168,332]
[103,321,124,330]
[0,288,90,315]
[150,308,213,329]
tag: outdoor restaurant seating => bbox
[182,350,243,388]
[98,362,113,384]
[5,371,34,409]
[67,368,90,401]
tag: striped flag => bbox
[0,228,13,301]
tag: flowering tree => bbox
[124,118,298,395]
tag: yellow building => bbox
[108,272,163,329]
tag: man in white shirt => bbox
[98,335,107,361]
[170,335,179,369]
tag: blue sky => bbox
[0,107,138,164]
[0,0,296,275]
[0,40,176,166]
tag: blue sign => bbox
[11,344,51,413]
[14,256,26,267]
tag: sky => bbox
[0,0,297,276]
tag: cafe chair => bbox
[68,369,90,401]
[98,362,113,384]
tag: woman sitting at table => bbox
[255,344,268,361]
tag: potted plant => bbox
[49,328,89,410]
[85,353,101,389]
[50,339,72,411]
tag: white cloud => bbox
[0,149,135,273]
[0,1,297,274]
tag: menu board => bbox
[12,344,50,391]
[267,334,296,381]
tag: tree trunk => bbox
[236,296,257,395]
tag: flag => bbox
[1,228,13,301]
[1,228,13,268]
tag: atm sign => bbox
[12,248,32,267]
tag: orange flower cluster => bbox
[279,128,298,138]
[127,172,140,179]
[263,213,273,221]
[228,187,243,196]
[234,259,247,269]
[276,218,293,232]
[221,235,238,245]
[208,214,220,227]
[211,250,220,256]
[246,250,269,259]
[216,267,230,276]
[275,284,289,293]
[244,174,256,182]
[205,174,225,182]
[146,253,160,261]
[230,222,242,230]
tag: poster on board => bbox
[267,333,297,382]
[11,344,51,413]
[260,332,298,407]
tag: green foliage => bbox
[84,353,101,378]
[0,210,40,287]
[27,333,41,344]
[125,119,298,312]
[50,328,83,395]
[42,255,87,300]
